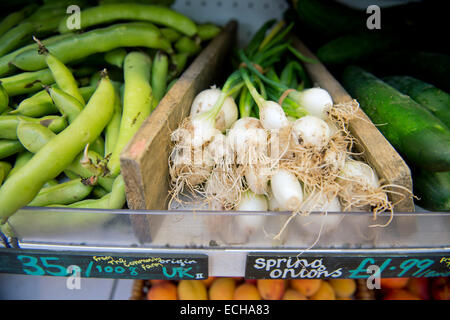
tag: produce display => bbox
[0,0,220,234]
[139,276,450,300]
[168,20,407,241]
[288,0,449,212]
[0,0,447,302]
[142,277,359,300]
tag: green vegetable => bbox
[46,87,83,123]
[292,0,364,39]
[0,22,35,57]
[0,140,25,160]
[317,32,396,66]
[0,33,73,77]
[151,50,169,109]
[108,51,153,177]
[5,151,33,179]
[413,170,450,212]
[373,51,450,93]
[1,69,55,97]
[0,73,115,224]
[104,48,128,68]
[104,91,122,157]
[58,4,197,36]
[37,39,85,104]
[16,121,56,153]
[342,66,450,172]
[0,5,38,37]
[383,75,450,128]
[13,22,173,72]
[197,23,221,41]
[65,151,115,192]
[160,28,182,43]
[58,175,126,209]
[28,178,94,207]
[0,161,12,186]
[0,82,9,114]
[0,115,67,140]
[175,36,201,57]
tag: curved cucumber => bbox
[413,170,450,212]
[383,75,450,129]
[342,66,450,172]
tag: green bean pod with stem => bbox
[54,175,126,209]
[108,51,153,177]
[0,72,115,224]
[13,23,173,71]
[13,118,112,192]
[35,37,85,104]
[28,178,94,207]
[0,33,74,77]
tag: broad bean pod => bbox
[0,74,115,224]
[0,140,24,160]
[108,51,153,177]
[0,69,54,96]
[58,4,197,36]
[0,115,67,140]
[13,22,173,72]
[28,178,94,207]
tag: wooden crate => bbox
[120,21,237,241]
[120,25,415,242]
[290,37,415,213]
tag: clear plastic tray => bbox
[5,206,450,251]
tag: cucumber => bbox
[292,0,364,39]
[342,66,450,172]
[317,32,397,66]
[372,51,450,92]
[413,169,450,212]
[384,76,450,128]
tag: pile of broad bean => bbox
[0,0,220,226]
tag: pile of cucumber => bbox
[342,67,450,212]
[287,0,449,212]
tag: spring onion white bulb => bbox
[258,100,289,130]
[267,189,283,211]
[340,159,380,189]
[244,166,270,195]
[241,68,289,130]
[289,88,333,120]
[270,169,303,211]
[236,190,268,234]
[291,115,331,150]
[190,87,238,132]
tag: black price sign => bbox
[246,252,450,279]
[0,248,208,280]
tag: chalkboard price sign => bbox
[0,248,208,280]
[246,252,450,279]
